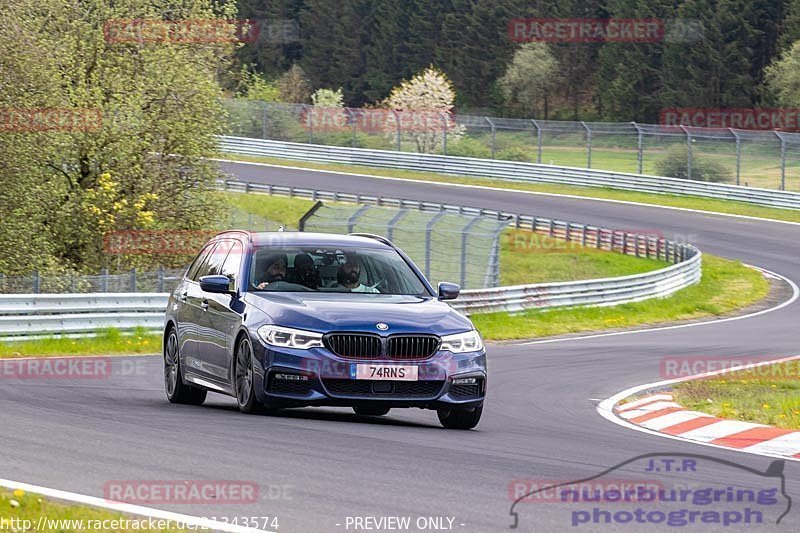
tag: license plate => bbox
[353,364,418,381]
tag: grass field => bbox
[0,327,160,358]
[0,489,185,532]
[673,359,800,430]
[219,153,800,223]
[471,255,768,340]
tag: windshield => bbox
[249,246,430,296]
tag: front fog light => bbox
[452,377,478,385]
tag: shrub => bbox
[655,145,732,183]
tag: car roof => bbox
[242,231,391,249]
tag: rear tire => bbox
[164,328,207,405]
[353,405,391,416]
[437,404,482,430]
[234,335,262,414]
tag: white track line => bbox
[597,353,800,461]
[517,265,798,346]
[214,157,800,227]
[0,478,276,533]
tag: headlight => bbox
[257,325,323,349]
[440,330,483,353]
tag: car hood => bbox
[245,292,473,335]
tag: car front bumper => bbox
[250,332,486,409]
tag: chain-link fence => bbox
[0,267,186,294]
[300,202,508,289]
[223,100,800,192]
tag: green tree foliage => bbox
[0,0,233,274]
[765,40,800,106]
[499,43,558,118]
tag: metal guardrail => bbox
[0,182,701,339]
[219,136,800,210]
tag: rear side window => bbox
[195,241,232,279]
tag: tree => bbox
[311,88,345,107]
[383,67,463,153]
[765,40,800,106]
[277,64,311,103]
[0,0,233,274]
[499,43,558,118]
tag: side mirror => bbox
[437,282,460,301]
[199,275,232,294]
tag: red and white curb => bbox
[598,353,800,462]
[616,393,800,458]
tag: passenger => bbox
[289,253,321,289]
[255,253,287,289]
[334,258,378,293]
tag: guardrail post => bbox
[130,268,136,292]
[548,219,554,237]
[634,234,640,257]
[486,117,497,159]
[582,121,592,168]
[33,270,40,294]
[633,122,643,174]
[622,233,628,255]
[531,120,542,163]
[581,225,587,246]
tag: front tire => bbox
[234,336,261,414]
[353,405,391,416]
[437,404,482,430]
[164,328,206,405]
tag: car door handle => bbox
[179,291,188,302]
[201,300,209,311]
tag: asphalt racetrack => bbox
[2,160,799,532]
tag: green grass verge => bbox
[471,255,769,340]
[220,153,800,224]
[0,489,184,532]
[673,360,800,430]
[0,327,160,358]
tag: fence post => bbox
[305,105,313,144]
[393,110,402,151]
[425,211,448,280]
[100,268,108,292]
[441,112,448,155]
[582,121,592,168]
[776,132,786,191]
[531,119,542,163]
[347,205,371,233]
[33,270,40,294]
[130,268,136,292]
[386,209,408,242]
[157,265,165,292]
[730,128,741,186]
[633,122,643,174]
[347,107,357,148]
[262,103,269,139]
[0,273,3,292]
[461,216,484,289]
[680,125,692,180]
[486,117,496,159]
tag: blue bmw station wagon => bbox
[163,230,486,429]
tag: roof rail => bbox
[213,229,252,241]
[348,233,394,247]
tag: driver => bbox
[334,257,379,293]
[255,253,287,289]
